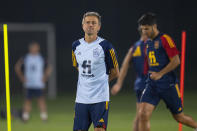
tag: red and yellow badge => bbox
[154,41,159,49]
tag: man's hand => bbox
[111,83,121,95]
[42,77,47,83]
[149,71,163,80]
[21,77,26,83]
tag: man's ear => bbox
[153,24,157,30]
[97,25,101,32]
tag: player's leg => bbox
[73,103,92,131]
[94,128,105,131]
[173,113,197,128]
[37,97,48,121]
[36,89,48,121]
[138,102,155,131]
[38,96,48,121]
[133,77,147,131]
[23,99,32,121]
[22,89,32,121]
[91,101,109,131]
[138,84,159,131]
[133,103,140,131]
[163,83,197,129]
[133,89,144,131]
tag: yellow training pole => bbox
[3,24,11,131]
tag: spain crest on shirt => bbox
[93,48,101,58]
[154,41,159,49]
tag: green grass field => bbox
[1,90,197,131]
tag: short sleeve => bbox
[107,44,119,69]
[72,50,77,67]
[161,34,179,58]
[99,40,119,74]
[72,41,80,68]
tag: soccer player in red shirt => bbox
[138,12,197,131]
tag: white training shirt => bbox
[23,54,45,89]
[72,37,118,104]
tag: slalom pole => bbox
[3,24,12,131]
[179,31,186,131]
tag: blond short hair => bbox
[82,11,101,25]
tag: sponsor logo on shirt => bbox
[81,74,95,78]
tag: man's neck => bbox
[84,34,98,43]
[30,53,39,56]
[151,30,159,40]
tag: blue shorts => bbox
[141,80,182,114]
[136,89,144,103]
[26,89,44,99]
[134,76,147,103]
[73,101,109,131]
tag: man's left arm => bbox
[150,55,180,80]
[109,66,119,82]
[43,64,52,83]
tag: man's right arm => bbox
[109,65,120,82]
[117,47,133,86]
[72,41,80,70]
[15,58,26,83]
[72,50,78,70]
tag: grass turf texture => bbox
[0,90,197,131]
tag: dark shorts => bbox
[141,81,183,114]
[135,89,144,103]
[26,88,44,99]
[134,77,146,103]
[73,101,109,131]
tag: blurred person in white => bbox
[15,41,52,122]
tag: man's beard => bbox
[87,32,93,36]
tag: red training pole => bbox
[179,31,186,131]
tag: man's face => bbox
[82,16,101,36]
[141,33,148,41]
[29,43,40,54]
[140,24,156,39]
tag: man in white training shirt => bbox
[15,42,52,122]
[72,12,119,131]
